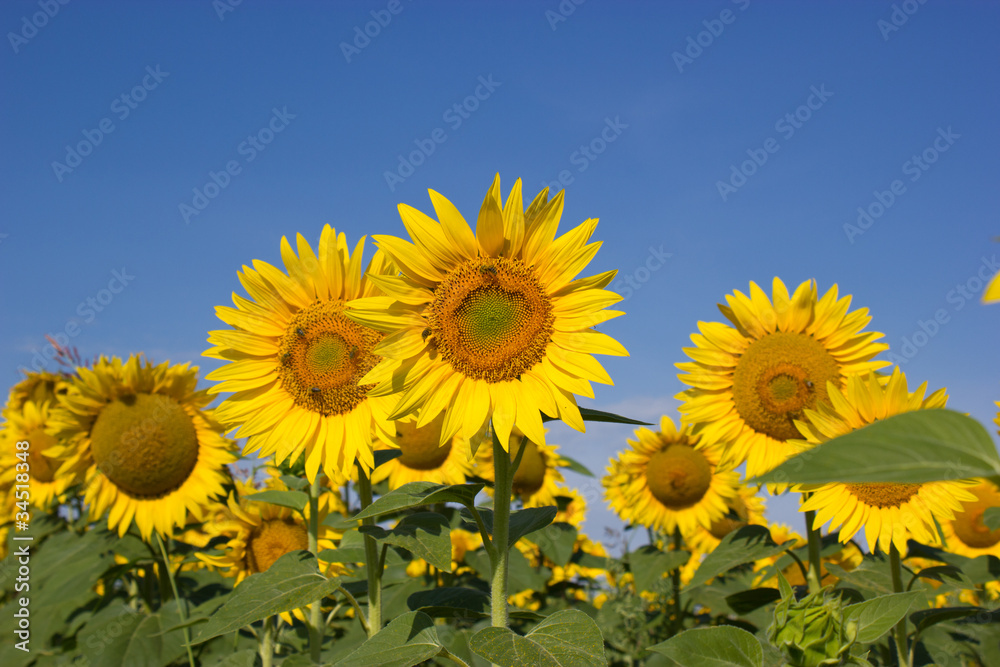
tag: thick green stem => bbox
[670,528,683,635]
[803,507,823,594]
[490,426,512,629]
[155,534,195,667]
[357,464,382,637]
[307,475,323,662]
[260,615,275,667]
[889,544,910,667]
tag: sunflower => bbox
[938,480,1000,559]
[371,412,474,489]
[797,369,977,554]
[474,429,566,506]
[603,416,740,537]
[0,398,82,509]
[552,485,587,528]
[345,175,628,451]
[205,225,398,482]
[984,268,1000,303]
[676,278,889,481]
[47,355,237,540]
[4,370,71,414]
[687,482,768,552]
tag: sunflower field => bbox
[2,176,999,667]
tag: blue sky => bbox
[2,0,998,543]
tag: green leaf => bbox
[558,406,651,425]
[689,526,791,588]
[192,551,340,644]
[910,565,968,586]
[408,587,491,619]
[911,606,987,633]
[359,512,452,571]
[353,482,484,521]
[753,409,1000,485]
[334,611,442,667]
[533,522,579,567]
[843,591,923,644]
[646,626,763,667]
[374,449,403,469]
[629,545,689,593]
[279,474,309,491]
[210,650,263,667]
[463,505,558,545]
[75,604,187,667]
[984,506,1000,531]
[556,454,594,477]
[244,489,309,513]
[469,609,606,667]
[726,588,782,615]
[827,560,895,597]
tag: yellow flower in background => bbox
[687,482,768,553]
[475,430,566,506]
[552,485,588,528]
[938,480,1000,559]
[676,278,889,481]
[603,416,740,538]
[205,225,398,482]
[797,369,976,554]
[0,398,82,509]
[345,174,628,451]
[983,267,1000,302]
[47,355,236,540]
[372,412,474,490]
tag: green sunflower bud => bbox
[768,574,859,667]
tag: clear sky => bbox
[2,0,998,544]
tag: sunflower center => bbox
[708,494,749,539]
[277,300,382,416]
[395,415,452,470]
[951,485,1000,549]
[511,438,547,497]
[246,519,309,574]
[845,482,921,509]
[25,427,58,483]
[731,332,841,441]
[430,257,554,383]
[645,443,712,510]
[89,393,200,498]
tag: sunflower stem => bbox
[889,544,911,667]
[489,424,512,629]
[154,533,195,667]
[307,474,324,661]
[356,463,382,637]
[670,528,683,635]
[259,615,275,667]
[803,505,824,594]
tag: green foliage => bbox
[628,545,689,594]
[470,609,607,666]
[841,591,921,644]
[334,611,444,667]
[689,526,791,588]
[544,406,651,425]
[353,482,484,521]
[358,511,452,571]
[647,626,764,667]
[243,489,309,512]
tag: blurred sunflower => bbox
[603,416,740,537]
[372,412,473,489]
[552,486,588,528]
[687,481,768,552]
[205,225,398,482]
[345,175,628,451]
[5,370,71,413]
[676,278,889,481]
[475,430,566,506]
[47,355,236,540]
[797,369,976,554]
[983,268,1000,302]
[938,480,1000,559]
[0,398,81,509]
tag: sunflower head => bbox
[0,397,82,509]
[345,174,628,452]
[798,369,977,554]
[676,278,889,480]
[939,480,1000,558]
[688,481,768,552]
[4,371,71,417]
[475,429,566,505]
[48,354,237,540]
[371,412,473,489]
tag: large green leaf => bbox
[207,649,262,667]
[726,588,782,615]
[463,505,558,545]
[244,489,309,512]
[407,587,491,619]
[374,449,403,469]
[688,526,791,588]
[76,604,187,667]
[911,606,988,633]
[359,512,452,571]
[629,545,689,593]
[753,409,1000,486]
[646,626,763,667]
[469,609,606,667]
[842,591,923,644]
[533,522,579,567]
[334,611,442,667]
[192,551,339,643]
[353,482,484,521]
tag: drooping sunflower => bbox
[345,175,629,451]
[797,369,977,554]
[687,481,768,552]
[603,416,740,537]
[205,225,398,482]
[983,267,1000,303]
[371,412,474,489]
[0,398,82,509]
[47,355,237,540]
[474,429,566,506]
[938,480,1000,559]
[676,278,889,480]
